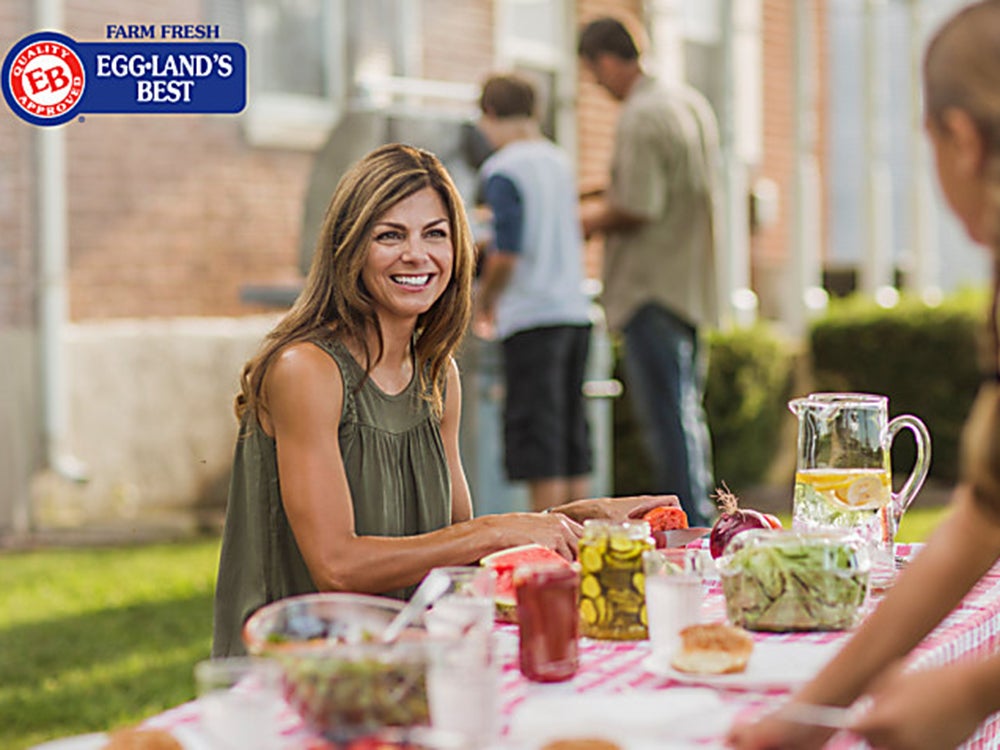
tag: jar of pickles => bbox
[578,520,654,640]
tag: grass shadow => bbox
[0,592,213,749]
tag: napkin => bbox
[506,687,741,748]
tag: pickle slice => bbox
[594,595,609,625]
[631,571,645,593]
[580,574,602,599]
[609,534,639,554]
[580,546,604,573]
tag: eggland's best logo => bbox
[3,30,246,126]
[5,34,85,123]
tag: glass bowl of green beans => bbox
[243,592,438,743]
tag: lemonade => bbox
[793,468,893,544]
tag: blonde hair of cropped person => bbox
[235,143,475,422]
[924,0,1000,517]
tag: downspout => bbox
[860,0,895,298]
[790,0,827,335]
[906,0,940,303]
[719,0,758,328]
[36,0,88,486]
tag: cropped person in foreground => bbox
[728,2,1000,748]
[211,143,674,657]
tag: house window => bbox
[494,0,574,151]
[237,0,422,150]
[241,0,347,150]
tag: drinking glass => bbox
[642,548,707,666]
[427,632,500,749]
[424,566,496,639]
[194,656,285,750]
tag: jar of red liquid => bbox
[514,562,580,682]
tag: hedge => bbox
[808,290,986,482]
[611,287,989,496]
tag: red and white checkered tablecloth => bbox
[139,543,1000,749]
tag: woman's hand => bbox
[725,708,834,750]
[849,661,987,750]
[482,511,584,561]
[548,495,681,525]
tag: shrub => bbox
[808,289,986,482]
[705,324,797,487]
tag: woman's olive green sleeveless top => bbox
[211,338,451,657]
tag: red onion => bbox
[709,484,774,558]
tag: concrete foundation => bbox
[7,315,280,541]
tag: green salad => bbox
[720,531,870,631]
[278,650,430,740]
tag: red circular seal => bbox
[7,39,85,120]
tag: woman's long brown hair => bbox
[234,143,475,423]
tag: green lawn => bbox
[0,538,220,750]
[0,505,953,750]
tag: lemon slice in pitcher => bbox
[834,473,891,510]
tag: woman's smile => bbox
[391,273,433,288]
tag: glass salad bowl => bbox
[242,592,438,743]
[717,529,871,632]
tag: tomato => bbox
[642,505,689,531]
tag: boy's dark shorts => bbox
[501,324,593,481]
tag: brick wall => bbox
[58,1,308,321]
[67,115,310,319]
[754,0,828,274]
[422,0,494,84]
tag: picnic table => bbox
[37,543,1000,749]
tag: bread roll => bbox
[540,740,623,750]
[101,728,183,750]
[670,622,754,675]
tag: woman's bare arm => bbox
[441,359,473,524]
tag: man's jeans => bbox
[622,303,715,526]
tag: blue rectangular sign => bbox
[77,42,246,114]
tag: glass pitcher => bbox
[788,392,931,586]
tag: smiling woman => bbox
[211,143,680,657]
